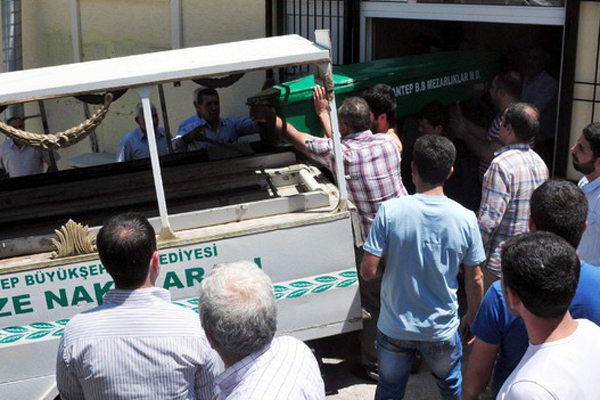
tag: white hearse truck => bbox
[0,32,361,399]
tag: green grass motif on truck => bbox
[0,269,358,345]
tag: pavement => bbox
[316,331,441,399]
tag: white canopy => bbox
[0,34,329,105]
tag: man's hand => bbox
[183,126,205,144]
[313,85,329,117]
[460,312,477,345]
[250,104,276,124]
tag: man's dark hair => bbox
[413,134,456,185]
[501,231,580,319]
[361,84,397,124]
[338,97,372,133]
[97,212,156,289]
[582,122,600,159]
[6,116,23,127]
[530,179,588,248]
[495,71,522,100]
[418,100,449,130]
[504,102,539,143]
[196,87,219,104]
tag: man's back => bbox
[498,319,600,400]
[216,336,324,400]
[57,287,219,400]
[365,194,484,341]
[479,145,549,275]
[307,131,406,235]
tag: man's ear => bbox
[528,215,537,232]
[446,165,454,180]
[149,250,160,284]
[505,285,523,314]
[205,330,218,350]
[434,125,444,136]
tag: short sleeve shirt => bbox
[365,194,486,341]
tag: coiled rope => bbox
[0,92,114,150]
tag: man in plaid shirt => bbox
[255,95,406,379]
[478,102,548,289]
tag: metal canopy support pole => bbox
[170,0,182,50]
[314,30,348,209]
[70,0,99,152]
[136,87,176,240]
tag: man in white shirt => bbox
[199,261,325,400]
[497,231,600,399]
[56,212,220,400]
[571,122,600,266]
[0,116,58,177]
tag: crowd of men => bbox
[52,63,600,399]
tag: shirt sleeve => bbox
[195,341,222,400]
[463,215,487,267]
[116,138,128,162]
[363,205,387,257]
[305,137,334,170]
[471,283,505,344]
[56,337,85,400]
[500,381,556,400]
[231,117,258,138]
[478,161,511,253]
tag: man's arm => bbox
[478,164,511,250]
[313,85,332,138]
[251,105,314,155]
[450,105,500,162]
[462,338,500,400]
[461,265,484,343]
[460,130,501,163]
[56,339,85,400]
[360,252,382,281]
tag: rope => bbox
[0,93,114,150]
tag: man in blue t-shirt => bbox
[361,134,486,400]
[463,179,600,399]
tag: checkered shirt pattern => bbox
[215,336,325,400]
[306,130,407,237]
[478,144,549,275]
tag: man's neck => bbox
[585,169,600,183]
[525,311,578,345]
[416,183,445,196]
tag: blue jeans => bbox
[376,330,462,400]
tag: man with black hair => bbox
[173,87,257,152]
[571,122,600,266]
[478,102,548,288]
[496,232,600,399]
[0,116,58,177]
[463,179,600,399]
[56,212,220,400]
[452,71,523,182]
[361,134,485,399]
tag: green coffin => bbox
[250,50,499,145]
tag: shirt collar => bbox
[136,127,165,141]
[195,115,225,129]
[103,287,171,305]
[494,143,530,156]
[343,129,373,140]
[579,175,600,194]
[215,341,272,395]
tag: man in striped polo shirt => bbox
[56,213,221,400]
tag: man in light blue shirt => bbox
[361,134,486,400]
[117,102,169,162]
[571,122,600,266]
[173,88,257,152]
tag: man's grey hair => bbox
[135,102,157,120]
[199,261,277,357]
[338,97,372,133]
